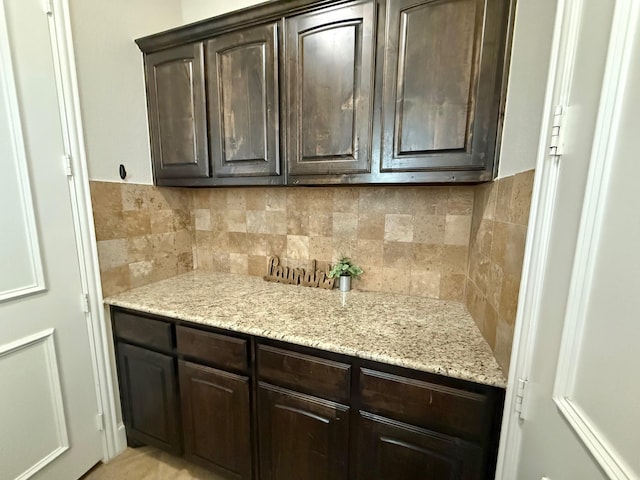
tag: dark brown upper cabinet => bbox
[379,0,510,182]
[206,22,282,185]
[284,0,376,182]
[136,0,512,186]
[145,43,209,183]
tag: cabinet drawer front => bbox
[257,344,351,403]
[359,368,490,439]
[113,311,173,351]
[176,325,248,372]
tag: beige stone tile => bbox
[247,210,269,234]
[248,255,268,277]
[413,214,445,245]
[412,244,442,271]
[226,210,247,233]
[383,241,414,269]
[473,218,494,257]
[447,187,474,215]
[120,183,149,211]
[287,235,309,260]
[192,189,210,209]
[97,239,128,270]
[210,211,227,232]
[150,255,179,284]
[266,188,286,211]
[227,232,248,254]
[410,270,441,298]
[229,253,249,274]
[129,260,154,288]
[465,279,487,333]
[494,175,514,223]
[384,214,414,242]
[486,262,504,312]
[212,252,230,273]
[470,253,491,295]
[332,238,357,261]
[122,211,152,237]
[355,265,383,292]
[357,212,385,240]
[490,220,508,266]
[439,273,465,302]
[414,187,449,215]
[194,244,213,271]
[307,188,336,213]
[226,189,246,210]
[210,230,229,251]
[150,210,176,234]
[510,169,535,225]
[444,214,472,246]
[265,234,287,257]
[265,211,287,235]
[245,233,267,256]
[100,265,130,297]
[354,239,384,267]
[207,189,227,211]
[494,321,514,374]
[309,236,333,262]
[194,209,211,231]
[359,188,412,215]
[483,303,499,350]
[90,181,123,214]
[309,212,333,236]
[333,187,359,213]
[93,211,125,241]
[441,245,468,274]
[499,273,521,325]
[177,252,193,274]
[383,267,412,294]
[333,212,358,239]
[245,188,266,210]
[287,210,309,235]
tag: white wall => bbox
[181,0,265,24]
[69,0,182,184]
[498,0,557,178]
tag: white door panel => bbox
[0,0,104,478]
[500,0,640,479]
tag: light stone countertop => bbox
[105,271,506,388]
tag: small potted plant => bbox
[328,256,364,292]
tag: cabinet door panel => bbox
[258,383,349,480]
[286,0,375,177]
[356,412,484,480]
[179,361,252,479]
[207,23,280,179]
[146,43,209,180]
[381,0,509,174]
[117,342,181,455]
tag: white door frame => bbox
[44,0,124,460]
[495,0,638,478]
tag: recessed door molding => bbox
[552,1,639,478]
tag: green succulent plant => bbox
[328,256,364,279]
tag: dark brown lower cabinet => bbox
[257,383,350,480]
[116,342,181,455]
[356,411,484,480]
[179,361,252,479]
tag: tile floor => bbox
[81,446,226,480]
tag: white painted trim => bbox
[494,0,580,477]
[0,0,46,303]
[44,0,124,460]
[0,329,70,480]
[552,2,639,479]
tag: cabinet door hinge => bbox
[514,378,529,421]
[548,105,564,157]
[82,293,90,313]
[63,154,73,177]
[96,413,104,432]
[44,0,53,15]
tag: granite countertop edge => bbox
[105,272,507,389]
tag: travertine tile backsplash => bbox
[91,172,534,375]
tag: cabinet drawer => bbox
[257,344,350,403]
[359,368,491,439]
[113,311,173,352]
[176,325,248,372]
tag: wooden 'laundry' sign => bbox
[263,256,335,289]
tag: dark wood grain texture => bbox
[257,344,351,403]
[179,361,253,479]
[116,342,182,455]
[206,22,282,182]
[285,0,376,178]
[257,382,350,480]
[145,43,209,181]
[113,311,174,352]
[355,411,484,480]
[176,325,249,373]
